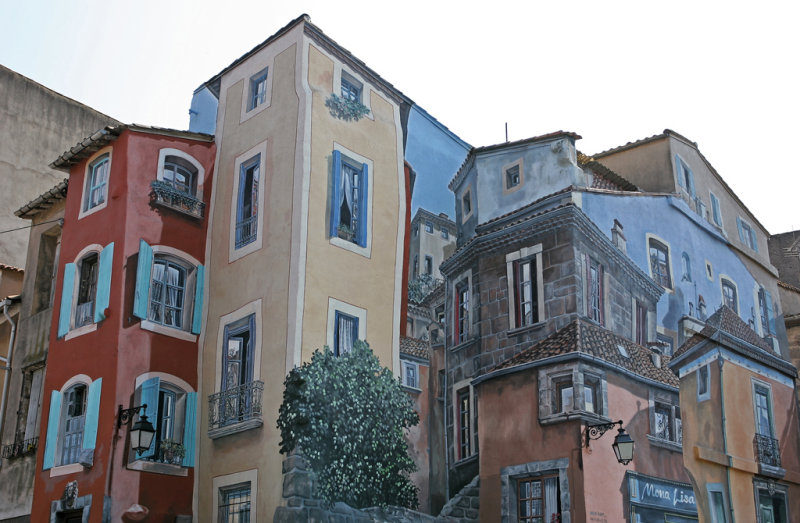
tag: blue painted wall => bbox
[405,106,471,219]
[188,86,218,135]
[582,192,766,337]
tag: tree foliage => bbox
[277,340,419,509]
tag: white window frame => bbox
[229,142,268,262]
[719,275,739,314]
[648,389,682,448]
[49,374,92,478]
[401,360,420,390]
[505,245,544,330]
[212,469,258,523]
[326,298,367,352]
[329,143,374,258]
[697,363,711,402]
[502,158,524,194]
[78,147,113,220]
[63,244,105,340]
[332,65,373,119]
[214,300,263,393]
[239,60,274,123]
[156,148,206,202]
[751,378,776,438]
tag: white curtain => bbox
[544,477,558,522]
[165,265,181,326]
[339,316,355,354]
[340,168,353,217]
[149,263,165,322]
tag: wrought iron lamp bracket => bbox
[583,419,623,447]
[117,404,148,428]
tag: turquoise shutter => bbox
[94,243,114,322]
[357,163,369,247]
[675,155,685,188]
[43,390,62,470]
[133,240,154,319]
[737,218,745,243]
[83,378,102,450]
[711,194,721,225]
[182,392,197,467]
[750,228,759,253]
[330,150,342,238]
[191,265,205,335]
[138,377,160,459]
[687,168,695,197]
[58,263,76,337]
[765,289,775,334]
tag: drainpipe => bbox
[0,299,19,454]
[717,350,735,523]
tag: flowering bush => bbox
[325,93,370,122]
[277,340,419,508]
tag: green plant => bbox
[277,340,419,509]
[408,274,441,303]
[325,93,370,122]
[150,180,201,211]
[159,440,185,460]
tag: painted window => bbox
[133,377,196,467]
[707,484,729,523]
[334,311,358,356]
[223,315,255,392]
[656,333,674,356]
[425,221,433,233]
[42,377,102,470]
[57,244,114,337]
[133,241,204,335]
[413,226,418,237]
[737,217,758,252]
[462,190,472,218]
[248,68,268,111]
[755,484,788,523]
[162,157,198,196]
[425,255,433,275]
[402,361,419,389]
[236,155,260,249]
[584,376,602,414]
[681,252,692,282]
[441,228,449,240]
[341,72,362,103]
[653,401,681,444]
[697,364,710,401]
[413,255,419,276]
[758,287,775,336]
[635,301,647,345]
[754,384,774,438]
[721,278,738,313]
[513,258,538,328]
[553,377,573,414]
[84,154,110,212]
[541,367,607,420]
[330,151,369,247]
[710,192,722,227]
[517,475,560,523]
[587,257,603,325]
[455,280,470,344]
[457,387,471,460]
[675,155,695,197]
[506,164,521,189]
[219,483,252,523]
[648,238,672,289]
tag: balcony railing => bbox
[1,437,38,459]
[150,181,205,219]
[208,381,264,437]
[235,216,258,248]
[754,433,781,468]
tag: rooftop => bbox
[400,336,430,360]
[15,179,68,219]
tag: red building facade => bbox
[31,126,214,522]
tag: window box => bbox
[325,93,370,122]
[208,380,264,439]
[337,224,355,243]
[150,180,205,219]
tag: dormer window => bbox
[506,165,520,188]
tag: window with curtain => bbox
[721,278,737,312]
[75,253,98,328]
[236,155,260,249]
[330,151,369,248]
[149,258,187,329]
[517,476,559,522]
[513,258,538,328]
[84,154,110,212]
[219,482,252,523]
[648,239,672,288]
[334,312,358,356]
[59,385,87,466]
[162,157,198,195]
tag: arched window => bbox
[150,257,187,329]
[162,157,198,196]
[59,384,87,466]
[721,278,738,313]
[133,375,196,467]
[648,239,672,289]
[681,252,692,282]
[84,154,110,212]
[58,243,114,338]
[42,376,102,471]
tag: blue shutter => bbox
[333,311,341,355]
[675,155,685,188]
[686,168,696,197]
[58,263,76,338]
[138,377,160,459]
[182,392,197,467]
[765,289,775,335]
[94,243,114,322]
[83,378,102,450]
[737,218,745,243]
[750,228,759,253]
[357,163,369,247]
[133,240,154,319]
[43,390,62,470]
[191,265,205,335]
[330,150,342,238]
[711,193,721,225]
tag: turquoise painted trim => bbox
[83,378,102,450]
[94,243,114,322]
[330,150,342,238]
[357,162,369,247]
[138,377,160,459]
[191,265,205,335]
[133,240,154,319]
[58,263,76,337]
[43,390,61,470]
[182,391,197,467]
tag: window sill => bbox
[757,462,786,479]
[507,321,546,337]
[330,235,370,258]
[454,453,478,468]
[540,411,610,426]
[49,463,86,478]
[127,459,189,476]
[64,322,98,341]
[402,385,422,394]
[647,434,683,452]
[450,336,478,352]
[140,320,197,342]
[208,418,263,440]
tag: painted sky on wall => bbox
[2,0,798,233]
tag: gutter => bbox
[0,298,20,457]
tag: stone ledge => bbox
[208,418,263,439]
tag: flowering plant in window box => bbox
[158,440,185,465]
[150,180,204,218]
[325,93,369,122]
[337,224,355,242]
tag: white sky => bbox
[2,0,798,234]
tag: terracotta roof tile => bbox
[0,264,24,273]
[673,305,773,360]
[400,336,430,360]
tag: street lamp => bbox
[117,404,156,454]
[584,420,635,465]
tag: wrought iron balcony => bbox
[150,180,205,219]
[235,216,258,248]
[754,433,781,468]
[208,381,264,438]
[1,437,38,459]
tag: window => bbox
[517,476,560,522]
[456,387,471,460]
[83,153,110,212]
[223,315,255,392]
[461,189,472,220]
[248,68,268,111]
[755,480,789,523]
[330,150,369,248]
[540,367,607,420]
[32,226,61,314]
[42,377,102,470]
[753,384,774,438]
[334,311,358,356]
[721,278,738,313]
[402,361,419,389]
[441,228,449,239]
[635,301,647,345]
[648,238,672,289]
[758,287,775,337]
[425,221,433,233]
[57,244,114,338]
[341,72,362,103]
[737,217,758,252]
[681,252,692,282]
[425,255,433,275]
[162,157,198,196]
[506,246,544,329]
[236,155,260,249]
[506,164,521,189]
[133,241,204,337]
[219,483,251,523]
[132,375,196,467]
[653,401,681,444]
[710,192,722,227]
[656,333,674,356]
[675,155,695,197]
[455,280,470,344]
[413,226,418,237]
[697,364,710,401]
[586,257,604,325]
[707,484,729,523]
[584,375,601,414]
[413,255,419,276]
[553,377,573,414]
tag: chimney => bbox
[612,219,626,254]
[647,343,663,368]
